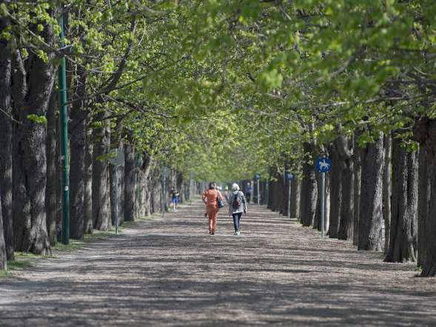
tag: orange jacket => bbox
[202,189,223,208]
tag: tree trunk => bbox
[69,68,87,239]
[417,146,429,267]
[124,143,136,221]
[353,136,363,246]
[382,135,392,253]
[291,178,301,220]
[413,116,436,276]
[0,21,14,260]
[92,117,110,230]
[358,133,384,251]
[0,197,6,270]
[84,122,93,234]
[385,138,418,262]
[46,88,58,245]
[300,142,318,227]
[328,144,341,237]
[337,136,354,240]
[12,44,54,254]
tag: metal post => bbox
[59,14,70,245]
[288,180,292,219]
[265,178,269,207]
[321,172,326,237]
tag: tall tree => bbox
[385,138,418,262]
[358,133,384,251]
[0,15,14,260]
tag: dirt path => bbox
[1,200,435,326]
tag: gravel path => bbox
[0,199,435,326]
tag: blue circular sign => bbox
[285,172,295,181]
[315,157,332,173]
[255,173,261,180]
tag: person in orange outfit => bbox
[201,182,224,235]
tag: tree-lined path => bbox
[1,200,435,326]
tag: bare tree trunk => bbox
[300,142,318,227]
[337,136,354,241]
[12,31,55,254]
[385,138,418,262]
[46,88,58,245]
[0,197,6,270]
[124,143,136,221]
[84,122,93,234]
[0,21,14,260]
[353,137,363,246]
[328,144,341,237]
[383,135,392,253]
[417,146,429,267]
[291,179,301,220]
[358,133,384,251]
[70,67,87,239]
[92,117,110,231]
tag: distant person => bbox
[201,182,224,235]
[170,189,179,212]
[228,183,247,236]
[245,182,253,204]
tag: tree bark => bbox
[0,197,6,270]
[382,135,392,253]
[46,88,58,245]
[353,136,363,246]
[124,142,136,222]
[92,117,110,230]
[300,142,318,227]
[70,67,87,239]
[413,117,436,276]
[291,178,301,220]
[417,146,429,267]
[337,136,354,240]
[11,26,55,254]
[385,138,418,262]
[358,133,384,251]
[0,20,14,260]
[84,121,93,234]
[328,144,341,237]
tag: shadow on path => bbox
[0,200,435,326]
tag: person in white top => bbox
[226,183,247,236]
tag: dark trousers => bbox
[232,212,242,232]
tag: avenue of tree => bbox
[0,1,435,277]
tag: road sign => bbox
[285,172,295,181]
[315,157,332,173]
[254,173,261,180]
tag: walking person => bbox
[170,189,179,212]
[245,182,252,204]
[228,183,247,236]
[201,182,224,235]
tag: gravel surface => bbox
[0,199,435,326]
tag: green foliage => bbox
[26,114,47,125]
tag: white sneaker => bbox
[236,231,241,236]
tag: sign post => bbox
[315,157,332,237]
[255,173,261,205]
[109,149,125,235]
[285,172,295,218]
